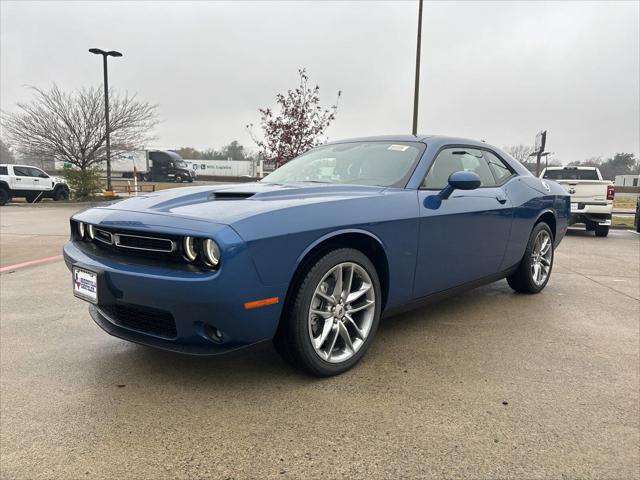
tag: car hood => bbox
[97,182,387,225]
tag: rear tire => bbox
[595,225,609,237]
[507,222,554,294]
[0,188,10,206]
[274,248,382,377]
[585,221,595,232]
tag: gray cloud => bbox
[1,0,638,163]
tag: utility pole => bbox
[412,0,423,136]
[89,48,123,192]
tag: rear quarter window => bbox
[0,166,7,175]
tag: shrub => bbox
[62,167,103,200]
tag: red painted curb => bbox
[0,254,64,273]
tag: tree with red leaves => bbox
[248,69,340,168]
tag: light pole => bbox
[412,0,424,136]
[89,48,122,192]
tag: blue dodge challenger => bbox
[65,135,570,376]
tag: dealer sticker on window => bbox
[73,267,98,304]
[387,144,409,152]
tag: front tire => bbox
[274,248,382,377]
[175,175,184,183]
[595,224,609,237]
[507,222,554,294]
[53,188,69,201]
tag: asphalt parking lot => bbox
[1,205,638,479]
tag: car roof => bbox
[324,134,493,149]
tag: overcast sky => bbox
[1,0,638,163]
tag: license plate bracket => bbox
[73,266,98,304]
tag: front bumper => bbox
[63,237,286,355]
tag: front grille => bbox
[114,233,175,253]
[71,221,216,271]
[94,228,114,245]
[100,303,177,338]
[88,226,181,260]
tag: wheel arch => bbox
[284,229,390,317]
[534,210,557,239]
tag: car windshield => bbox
[175,160,189,169]
[261,141,426,187]
[543,169,599,180]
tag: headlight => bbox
[86,224,95,240]
[77,222,85,239]
[183,236,198,262]
[203,239,220,267]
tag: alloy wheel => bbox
[530,230,552,286]
[308,262,376,363]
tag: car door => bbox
[11,166,35,190]
[413,147,515,298]
[28,167,53,191]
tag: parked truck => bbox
[114,150,195,183]
[0,164,70,205]
[57,150,196,183]
[540,166,614,237]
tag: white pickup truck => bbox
[0,164,70,206]
[540,166,614,237]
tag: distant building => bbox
[615,174,639,187]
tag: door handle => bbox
[15,178,21,181]
[496,194,507,204]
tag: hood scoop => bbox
[208,191,255,200]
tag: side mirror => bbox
[439,171,481,200]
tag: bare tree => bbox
[0,139,15,164]
[504,144,534,164]
[2,85,158,171]
[247,69,340,167]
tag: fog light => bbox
[183,236,197,261]
[204,324,223,342]
[203,239,220,267]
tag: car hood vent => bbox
[208,191,255,200]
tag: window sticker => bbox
[388,144,409,152]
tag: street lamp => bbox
[89,48,122,192]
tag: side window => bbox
[13,166,31,176]
[0,166,7,175]
[483,151,513,184]
[422,148,496,189]
[28,167,48,178]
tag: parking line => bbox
[0,254,64,273]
